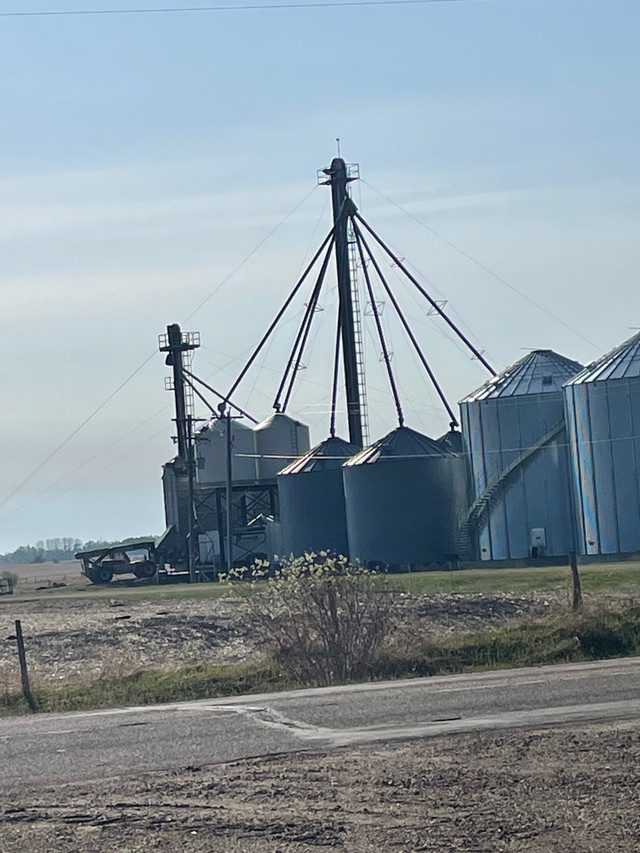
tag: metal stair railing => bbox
[457,419,566,559]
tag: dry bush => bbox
[228,554,394,686]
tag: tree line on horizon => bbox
[0,535,159,564]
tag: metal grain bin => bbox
[196,418,258,485]
[277,436,359,558]
[564,332,640,555]
[254,412,311,481]
[343,426,468,567]
[459,350,582,561]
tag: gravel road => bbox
[1,719,638,852]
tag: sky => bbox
[0,0,639,551]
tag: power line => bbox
[0,190,328,522]
[1,186,320,512]
[362,179,603,353]
[1,421,171,527]
[1,1,482,19]
[0,351,157,512]
[0,403,171,525]
[182,184,318,323]
[228,431,640,458]
[369,221,496,364]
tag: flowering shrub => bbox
[226,553,393,686]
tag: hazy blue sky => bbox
[1,0,639,550]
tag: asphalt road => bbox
[1,657,639,787]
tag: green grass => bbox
[5,561,640,606]
[0,661,292,717]
[3,604,640,718]
[388,562,640,596]
[377,604,640,678]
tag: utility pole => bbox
[186,415,198,583]
[569,551,583,612]
[225,407,233,575]
[321,158,363,448]
[14,620,36,712]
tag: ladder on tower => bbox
[163,330,201,419]
[348,219,370,447]
[182,335,199,418]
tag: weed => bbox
[0,660,291,716]
[3,605,640,717]
[378,604,640,678]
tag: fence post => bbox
[569,551,583,613]
[15,620,37,712]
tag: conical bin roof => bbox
[278,436,359,475]
[460,350,582,403]
[198,417,254,435]
[254,411,308,432]
[344,425,458,466]
[566,331,640,384]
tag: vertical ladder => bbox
[348,220,370,447]
[182,332,200,418]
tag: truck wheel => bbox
[134,563,156,580]
[93,566,114,584]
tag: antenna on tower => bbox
[336,137,341,157]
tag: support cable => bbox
[329,311,342,439]
[272,300,317,411]
[354,227,404,427]
[183,369,258,423]
[361,178,601,353]
[273,236,334,411]
[281,241,334,412]
[354,213,496,376]
[183,376,221,419]
[352,220,459,428]
[224,225,336,405]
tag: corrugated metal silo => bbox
[254,412,310,480]
[459,349,582,560]
[343,426,468,567]
[564,331,640,555]
[277,436,358,558]
[161,459,188,533]
[195,418,258,485]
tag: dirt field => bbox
[0,590,558,690]
[1,719,638,852]
[0,594,253,689]
[2,560,83,587]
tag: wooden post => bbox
[569,551,583,613]
[15,620,37,712]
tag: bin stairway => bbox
[456,420,566,560]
